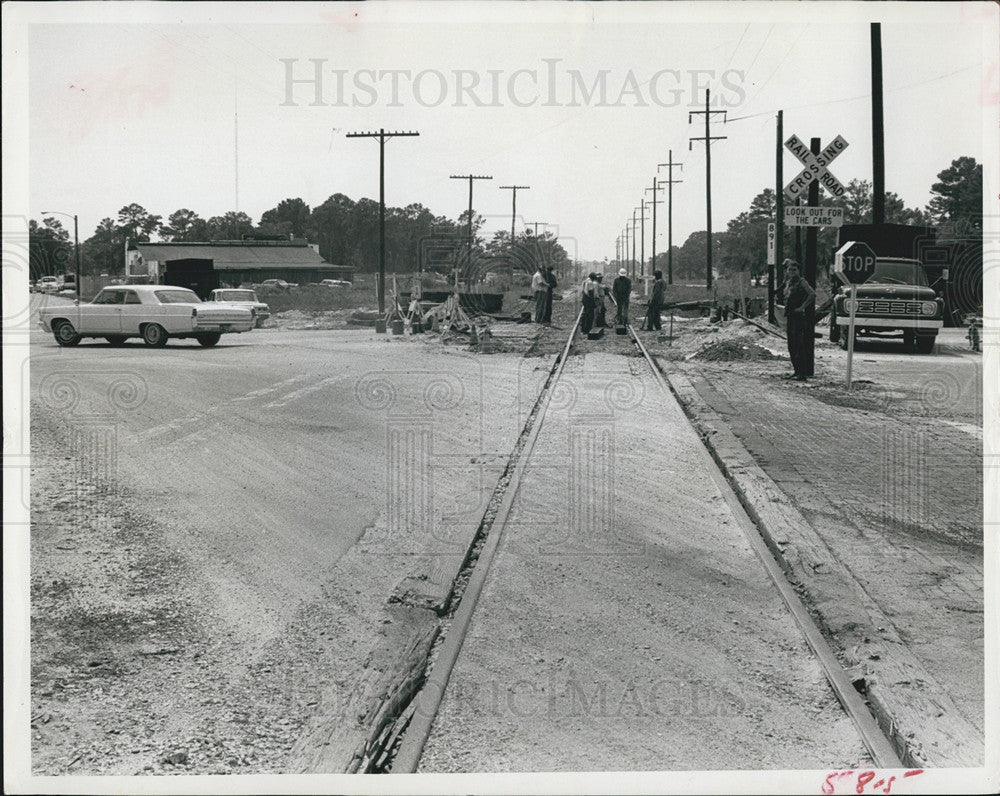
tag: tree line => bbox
[28,195,569,282]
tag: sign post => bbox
[834,240,877,390]
[783,132,850,378]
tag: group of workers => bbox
[532,264,668,332]
[578,268,666,334]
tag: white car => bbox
[319,279,352,288]
[38,285,254,347]
[37,276,61,294]
[207,288,270,328]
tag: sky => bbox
[7,1,998,264]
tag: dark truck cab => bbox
[831,257,943,353]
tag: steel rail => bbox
[626,324,903,768]
[391,309,584,772]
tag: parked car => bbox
[37,285,254,348]
[319,279,352,288]
[259,279,297,291]
[38,276,61,294]
[207,288,270,327]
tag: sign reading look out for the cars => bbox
[784,134,849,200]
[783,206,845,227]
[833,240,877,285]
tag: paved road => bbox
[27,321,550,773]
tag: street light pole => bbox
[42,210,81,300]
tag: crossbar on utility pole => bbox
[498,184,529,248]
[657,152,683,285]
[689,89,727,290]
[346,128,420,317]
[451,174,493,286]
[527,221,548,236]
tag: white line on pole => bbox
[846,284,858,389]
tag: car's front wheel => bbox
[915,334,936,354]
[54,320,81,347]
[196,333,222,347]
[142,323,169,347]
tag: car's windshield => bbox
[154,289,201,304]
[218,290,255,301]
[872,260,929,287]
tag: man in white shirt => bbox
[532,266,547,323]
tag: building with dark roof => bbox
[125,239,354,296]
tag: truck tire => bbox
[54,320,81,347]
[838,328,850,350]
[903,329,915,350]
[142,323,169,347]
[915,334,936,354]
[829,317,841,343]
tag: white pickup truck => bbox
[207,288,270,328]
[38,285,254,347]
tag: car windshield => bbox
[218,290,255,300]
[154,289,201,304]
[872,260,929,287]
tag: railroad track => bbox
[375,314,904,773]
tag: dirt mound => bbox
[693,339,779,361]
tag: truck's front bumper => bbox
[836,317,942,330]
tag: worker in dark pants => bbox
[612,268,631,326]
[580,272,597,333]
[532,265,547,323]
[781,260,816,381]
[543,265,557,324]
[593,273,608,328]
[644,270,665,330]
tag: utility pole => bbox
[804,137,820,378]
[657,152,683,285]
[498,184,529,247]
[616,236,621,271]
[42,210,81,300]
[645,178,664,281]
[631,208,639,281]
[689,89,727,290]
[622,226,630,280]
[640,198,646,278]
[346,128,419,317]
[451,174,493,284]
[871,23,885,224]
[772,110,784,324]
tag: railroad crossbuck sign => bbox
[784,134,849,200]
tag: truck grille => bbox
[856,300,923,315]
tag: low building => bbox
[126,239,355,297]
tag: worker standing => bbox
[612,268,631,327]
[543,265,557,324]
[532,265,547,324]
[580,272,597,334]
[780,259,816,380]
[644,270,666,331]
[594,273,608,328]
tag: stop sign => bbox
[834,241,877,285]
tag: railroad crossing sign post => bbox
[834,240,877,390]
[783,133,849,379]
